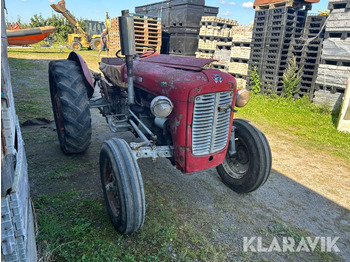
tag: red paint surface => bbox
[131,55,237,174]
[68,52,94,90]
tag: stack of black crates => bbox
[292,14,327,100]
[135,0,218,56]
[249,6,308,94]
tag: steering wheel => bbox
[115,45,156,59]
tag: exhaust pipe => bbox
[119,10,136,105]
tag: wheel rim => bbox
[222,138,249,179]
[103,159,120,217]
[94,41,100,49]
[72,43,80,50]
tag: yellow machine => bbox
[51,0,109,51]
[318,10,330,16]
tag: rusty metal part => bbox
[107,115,129,133]
[67,52,94,94]
[98,78,109,100]
[128,109,157,141]
[130,145,174,161]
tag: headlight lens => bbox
[235,89,250,108]
[150,96,173,118]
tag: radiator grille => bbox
[192,91,233,156]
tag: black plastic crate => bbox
[251,42,263,48]
[251,48,263,54]
[303,68,317,75]
[136,5,171,28]
[262,74,282,82]
[169,4,204,27]
[135,1,170,13]
[264,37,282,43]
[255,9,269,18]
[254,21,267,28]
[253,32,265,38]
[203,6,219,16]
[169,32,198,56]
[253,27,266,33]
[170,0,205,6]
[169,26,200,34]
[161,32,170,54]
[301,75,315,82]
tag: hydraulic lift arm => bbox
[50,0,87,42]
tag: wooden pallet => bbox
[109,13,162,56]
[255,0,294,10]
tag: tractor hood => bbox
[127,54,235,102]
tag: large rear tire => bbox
[216,119,272,193]
[49,60,92,154]
[100,138,145,234]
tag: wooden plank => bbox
[321,39,350,61]
[230,46,251,59]
[316,64,350,89]
[228,62,249,75]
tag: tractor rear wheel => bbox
[49,59,92,154]
[90,38,101,51]
[216,119,272,193]
[70,41,82,51]
[100,138,145,234]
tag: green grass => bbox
[236,94,350,161]
[8,47,101,71]
[34,188,226,262]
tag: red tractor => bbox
[48,11,271,234]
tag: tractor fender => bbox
[68,51,94,98]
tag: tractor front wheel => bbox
[216,119,272,193]
[100,138,145,234]
[90,38,101,51]
[49,59,92,154]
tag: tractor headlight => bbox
[150,96,173,118]
[235,89,250,108]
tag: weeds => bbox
[236,94,350,161]
[282,55,303,98]
[249,65,261,94]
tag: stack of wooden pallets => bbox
[196,16,253,88]
[108,14,162,56]
[108,17,121,56]
[132,14,162,54]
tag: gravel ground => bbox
[24,107,349,261]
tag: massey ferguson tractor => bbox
[48,11,272,234]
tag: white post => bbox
[337,78,350,132]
